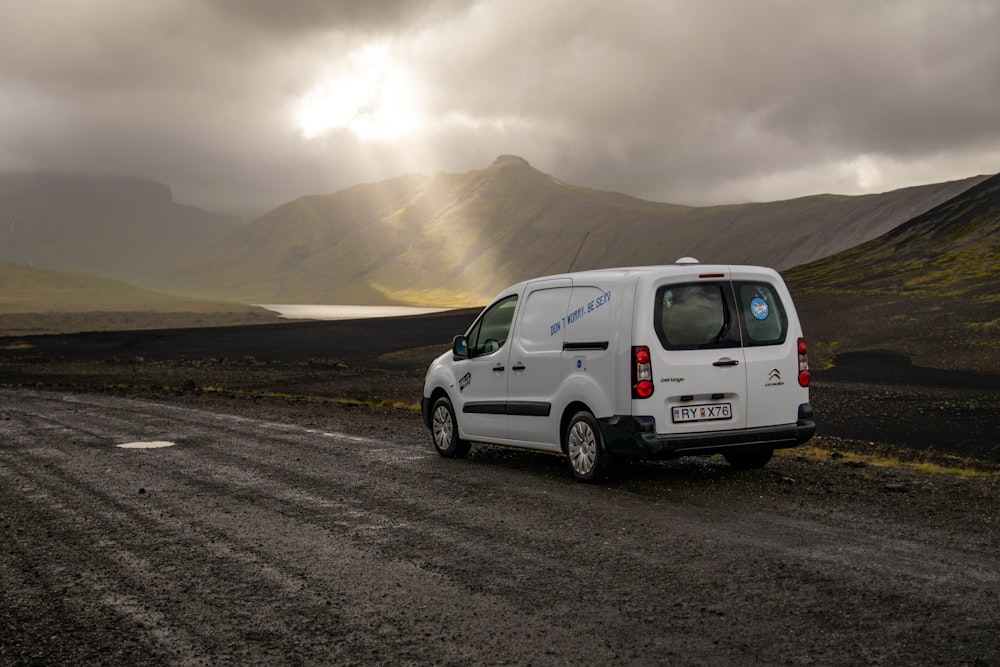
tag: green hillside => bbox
[786,173,1000,373]
[0,260,278,335]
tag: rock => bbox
[882,483,909,493]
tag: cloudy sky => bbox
[2,0,999,218]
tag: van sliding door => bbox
[506,279,572,448]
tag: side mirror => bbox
[452,335,469,360]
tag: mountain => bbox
[786,173,1000,373]
[160,156,989,306]
[0,172,242,284]
[0,160,990,310]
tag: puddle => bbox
[117,441,177,449]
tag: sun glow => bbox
[296,43,423,142]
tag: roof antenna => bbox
[567,231,590,272]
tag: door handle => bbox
[492,365,505,372]
[511,363,526,371]
[713,358,739,367]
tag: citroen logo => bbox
[768,368,781,381]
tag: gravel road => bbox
[2,387,998,666]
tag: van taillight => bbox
[632,346,654,398]
[797,337,811,387]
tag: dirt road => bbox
[2,388,998,665]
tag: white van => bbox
[420,260,815,482]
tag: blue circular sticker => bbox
[750,297,769,320]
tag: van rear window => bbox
[736,282,787,345]
[654,284,740,350]
[654,281,787,350]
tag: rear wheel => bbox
[430,396,471,458]
[724,449,773,470]
[565,411,614,482]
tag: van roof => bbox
[511,263,779,288]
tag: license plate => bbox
[671,402,732,423]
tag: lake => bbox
[255,304,453,321]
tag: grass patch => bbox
[10,377,425,413]
[808,339,840,370]
[155,383,423,412]
[967,318,1000,334]
[330,396,422,411]
[0,342,34,351]
[778,445,996,478]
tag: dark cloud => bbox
[0,0,998,216]
[203,0,472,34]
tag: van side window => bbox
[654,283,739,350]
[467,295,518,357]
[736,282,787,345]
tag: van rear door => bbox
[730,270,805,428]
[641,273,748,435]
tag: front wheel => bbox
[430,396,471,458]
[724,449,773,470]
[565,411,614,482]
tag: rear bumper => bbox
[599,403,815,460]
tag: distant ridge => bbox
[0,172,242,284]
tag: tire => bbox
[564,411,614,482]
[430,396,471,458]
[724,448,773,470]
